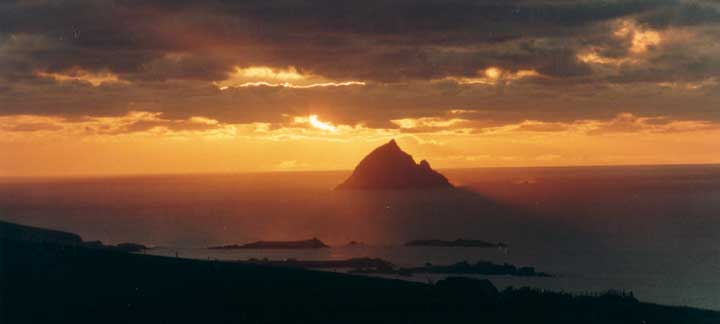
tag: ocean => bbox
[1,165,719,310]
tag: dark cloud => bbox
[102,118,223,135]
[0,0,670,81]
[1,0,719,126]
[638,1,720,28]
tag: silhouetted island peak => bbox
[336,139,453,190]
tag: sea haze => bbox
[1,165,719,310]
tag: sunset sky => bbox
[2,0,720,176]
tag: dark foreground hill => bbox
[0,219,81,244]
[2,238,719,323]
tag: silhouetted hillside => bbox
[336,139,453,190]
[3,237,719,324]
[0,220,147,253]
[0,220,81,245]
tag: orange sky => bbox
[3,2,720,176]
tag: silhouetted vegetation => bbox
[114,242,148,252]
[350,260,551,277]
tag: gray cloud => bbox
[1,0,719,127]
[0,0,673,81]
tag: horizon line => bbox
[2,162,719,180]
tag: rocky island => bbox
[208,238,330,249]
[336,139,453,190]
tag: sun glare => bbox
[214,66,366,90]
[485,67,501,79]
[308,115,337,132]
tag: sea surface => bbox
[1,165,719,310]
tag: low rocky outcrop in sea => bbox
[208,238,330,249]
[336,139,453,190]
[405,239,508,248]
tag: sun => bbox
[308,115,337,132]
[484,67,501,79]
